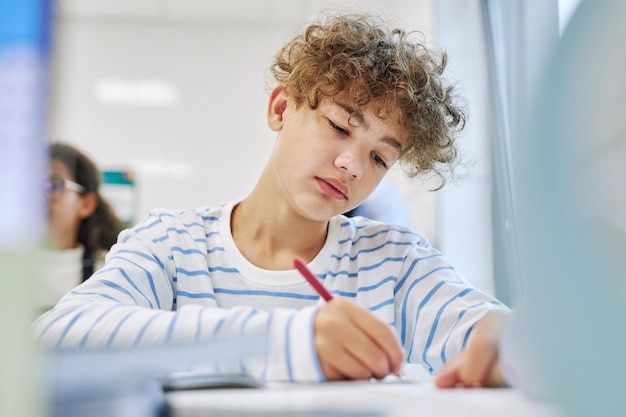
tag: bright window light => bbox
[558,0,583,35]
[94,78,180,107]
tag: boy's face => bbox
[268,86,405,221]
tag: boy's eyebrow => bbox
[335,101,405,155]
[336,102,368,129]
[382,136,405,156]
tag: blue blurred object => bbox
[345,180,413,228]
[509,0,626,415]
[1,1,54,417]
[0,0,53,247]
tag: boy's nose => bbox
[335,147,365,179]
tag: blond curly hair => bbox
[270,13,466,188]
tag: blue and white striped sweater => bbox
[33,201,506,382]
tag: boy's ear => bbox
[77,192,98,219]
[267,85,288,131]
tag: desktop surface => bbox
[165,376,561,417]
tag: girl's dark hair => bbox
[271,13,467,189]
[50,142,122,252]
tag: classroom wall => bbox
[49,18,281,217]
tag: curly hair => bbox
[270,13,466,188]
[50,142,122,252]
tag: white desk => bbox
[165,377,562,417]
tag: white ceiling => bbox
[56,0,406,23]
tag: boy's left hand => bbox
[435,310,510,388]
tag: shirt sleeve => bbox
[31,212,324,383]
[394,243,508,373]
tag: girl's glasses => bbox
[46,177,86,201]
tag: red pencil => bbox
[293,258,334,302]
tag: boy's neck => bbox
[230,196,329,271]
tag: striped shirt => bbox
[33,201,506,382]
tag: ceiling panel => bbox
[56,0,301,22]
[160,0,273,22]
[56,0,408,24]
[57,0,162,20]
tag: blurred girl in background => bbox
[38,142,122,311]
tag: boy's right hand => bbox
[313,297,404,380]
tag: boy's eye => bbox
[372,153,388,169]
[328,119,348,135]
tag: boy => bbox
[34,12,507,383]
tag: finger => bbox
[321,365,344,381]
[324,345,377,381]
[317,309,390,379]
[342,326,393,379]
[458,311,508,384]
[314,300,379,380]
[346,302,404,373]
[315,299,404,380]
[434,355,463,388]
[457,335,498,384]
[436,351,507,389]
[318,336,373,381]
[485,358,508,387]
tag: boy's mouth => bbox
[316,177,348,200]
